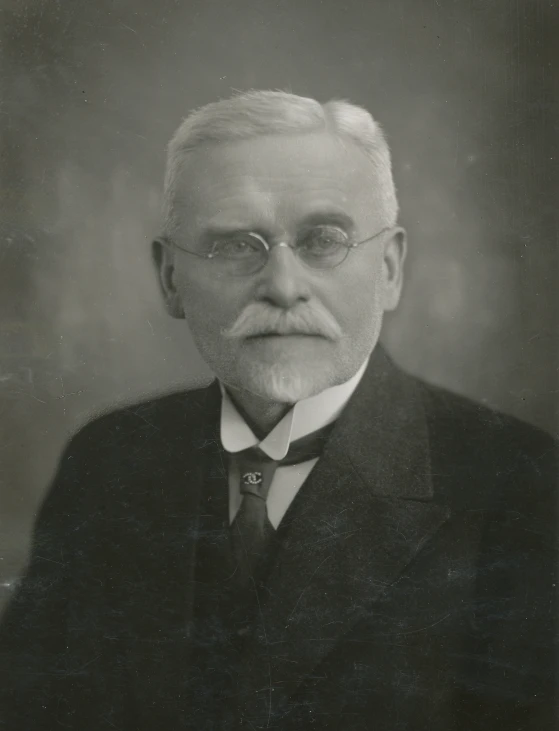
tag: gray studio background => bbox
[1,0,557,609]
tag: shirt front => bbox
[220,359,369,528]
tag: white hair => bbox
[162,89,398,237]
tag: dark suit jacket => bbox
[1,347,557,730]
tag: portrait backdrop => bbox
[0,0,557,609]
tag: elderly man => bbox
[0,91,557,730]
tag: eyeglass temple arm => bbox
[348,226,392,249]
[158,236,217,260]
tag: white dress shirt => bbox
[220,359,369,529]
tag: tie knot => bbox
[236,456,277,502]
[240,470,267,499]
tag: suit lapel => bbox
[112,383,227,719]
[183,382,226,631]
[233,347,451,727]
[141,382,224,642]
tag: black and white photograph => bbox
[0,1,557,728]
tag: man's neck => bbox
[225,386,293,438]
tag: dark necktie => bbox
[230,421,336,589]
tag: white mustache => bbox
[223,302,343,341]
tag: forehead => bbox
[176,132,380,233]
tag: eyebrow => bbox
[297,210,356,231]
[200,210,356,240]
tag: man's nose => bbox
[254,243,311,309]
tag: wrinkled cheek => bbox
[181,276,244,327]
[180,295,239,371]
[335,296,379,340]
[181,281,220,326]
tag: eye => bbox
[298,226,348,257]
[210,234,263,259]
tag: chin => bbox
[240,360,334,404]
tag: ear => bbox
[152,238,185,319]
[381,227,407,312]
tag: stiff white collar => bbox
[219,358,369,461]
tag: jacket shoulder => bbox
[418,378,556,456]
[62,382,216,458]
[39,383,218,516]
[415,377,557,514]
